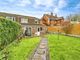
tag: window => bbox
[21,18,28,23]
[35,19,39,24]
[6,16,15,21]
[40,27,42,31]
[38,28,40,32]
[35,21,38,24]
[13,17,16,21]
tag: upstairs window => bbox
[35,20,39,24]
[21,18,28,23]
[6,16,15,21]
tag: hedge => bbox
[0,17,22,50]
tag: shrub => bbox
[0,17,22,50]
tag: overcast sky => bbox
[0,0,80,18]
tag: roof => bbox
[43,14,64,20]
[44,14,56,18]
[0,12,39,19]
[49,17,64,20]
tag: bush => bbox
[0,17,22,50]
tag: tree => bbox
[62,24,73,34]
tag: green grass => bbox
[47,34,80,60]
[0,37,40,60]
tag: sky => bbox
[0,0,80,18]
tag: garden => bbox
[47,34,80,60]
[0,37,40,60]
[0,17,80,60]
[0,17,40,60]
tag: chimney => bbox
[51,12,53,16]
[55,14,57,17]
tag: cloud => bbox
[13,0,69,17]
[0,0,78,18]
[53,8,59,13]
[58,0,67,8]
[74,2,80,12]
[34,0,53,7]
[75,2,80,9]
[53,0,68,13]
[33,0,68,14]
[7,0,15,2]
[17,0,31,7]
[33,0,55,9]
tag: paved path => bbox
[30,38,48,60]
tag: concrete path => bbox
[30,38,48,60]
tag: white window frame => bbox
[21,18,28,23]
[6,16,15,21]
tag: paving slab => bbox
[30,38,48,60]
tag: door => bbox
[28,27,32,36]
[25,27,32,36]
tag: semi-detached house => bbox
[0,12,47,36]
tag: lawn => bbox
[47,34,80,60]
[0,37,40,60]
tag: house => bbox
[0,12,47,36]
[41,12,64,26]
[40,12,65,33]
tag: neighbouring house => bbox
[67,14,80,24]
[0,12,47,36]
[41,12,64,26]
[41,12,65,33]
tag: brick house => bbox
[41,12,64,26]
[40,12,66,33]
[0,12,47,36]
